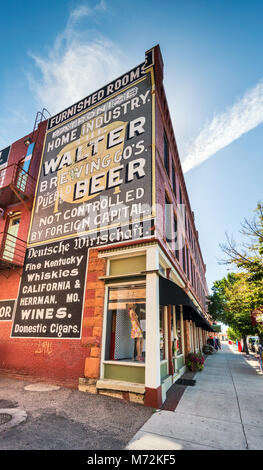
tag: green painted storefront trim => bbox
[110,255,146,276]
[104,363,145,384]
[176,355,185,370]
[160,361,168,379]
[173,355,185,372]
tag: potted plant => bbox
[186,352,205,371]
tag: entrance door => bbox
[3,214,21,261]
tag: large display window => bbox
[105,284,146,363]
[171,306,183,358]
[160,306,166,360]
[175,306,183,355]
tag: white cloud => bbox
[69,5,92,23]
[28,2,125,116]
[182,79,263,173]
[69,1,106,24]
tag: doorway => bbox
[3,214,21,262]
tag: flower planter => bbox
[186,352,205,372]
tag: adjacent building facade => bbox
[0,45,213,408]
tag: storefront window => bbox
[170,306,182,356]
[176,306,182,355]
[160,306,166,360]
[171,308,176,357]
[106,284,146,363]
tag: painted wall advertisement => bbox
[0,299,16,321]
[11,238,88,338]
[11,56,155,338]
[29,70,154,246]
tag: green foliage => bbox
[221,204,263,282]
[212,324,222,332]
[209,272,259,338]
[186,352,205,371]
[227,327,241,342]
[225,273,262,336]
[207,273,239,324]
[209,203,263,342]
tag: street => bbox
[0,376,152,450]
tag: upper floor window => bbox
[186,246,189,277]
[182,246,186,273]
[165,196,172,245]
[172,164,177,198]
[164,131,169,175]
[174,214,179,260]
[179,185,183,205]
[190,257,193,284]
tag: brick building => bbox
[0,45,213,408]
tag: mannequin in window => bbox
[127,303,144,361]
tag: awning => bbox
[159,275,215,332]
[159,275,192,306]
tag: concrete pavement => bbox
[127,343,263,450]
[0,375,152,450]
[1,343,262,451]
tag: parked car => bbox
[248,336,259,352]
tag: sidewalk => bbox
[127,343,263,450]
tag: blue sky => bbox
[0,0,262,290]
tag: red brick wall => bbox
[0,47,210,389]
[0,248,106,388]
[0,120,107,388]
[153,65,209,313]
[82,249,106,379]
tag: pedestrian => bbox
[207,336,216,352]
[214,336,218,351]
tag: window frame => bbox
[102,280,147,367]
[163,130,170,176]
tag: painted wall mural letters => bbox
[11,51,155,339]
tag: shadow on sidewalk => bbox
[161,371,196,411]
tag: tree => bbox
[220,203,263,282]
[207,273,237,324]
[227,326,240,342]
[207,273,259,354]
[224,273,260,353]
[207,203,263,352]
